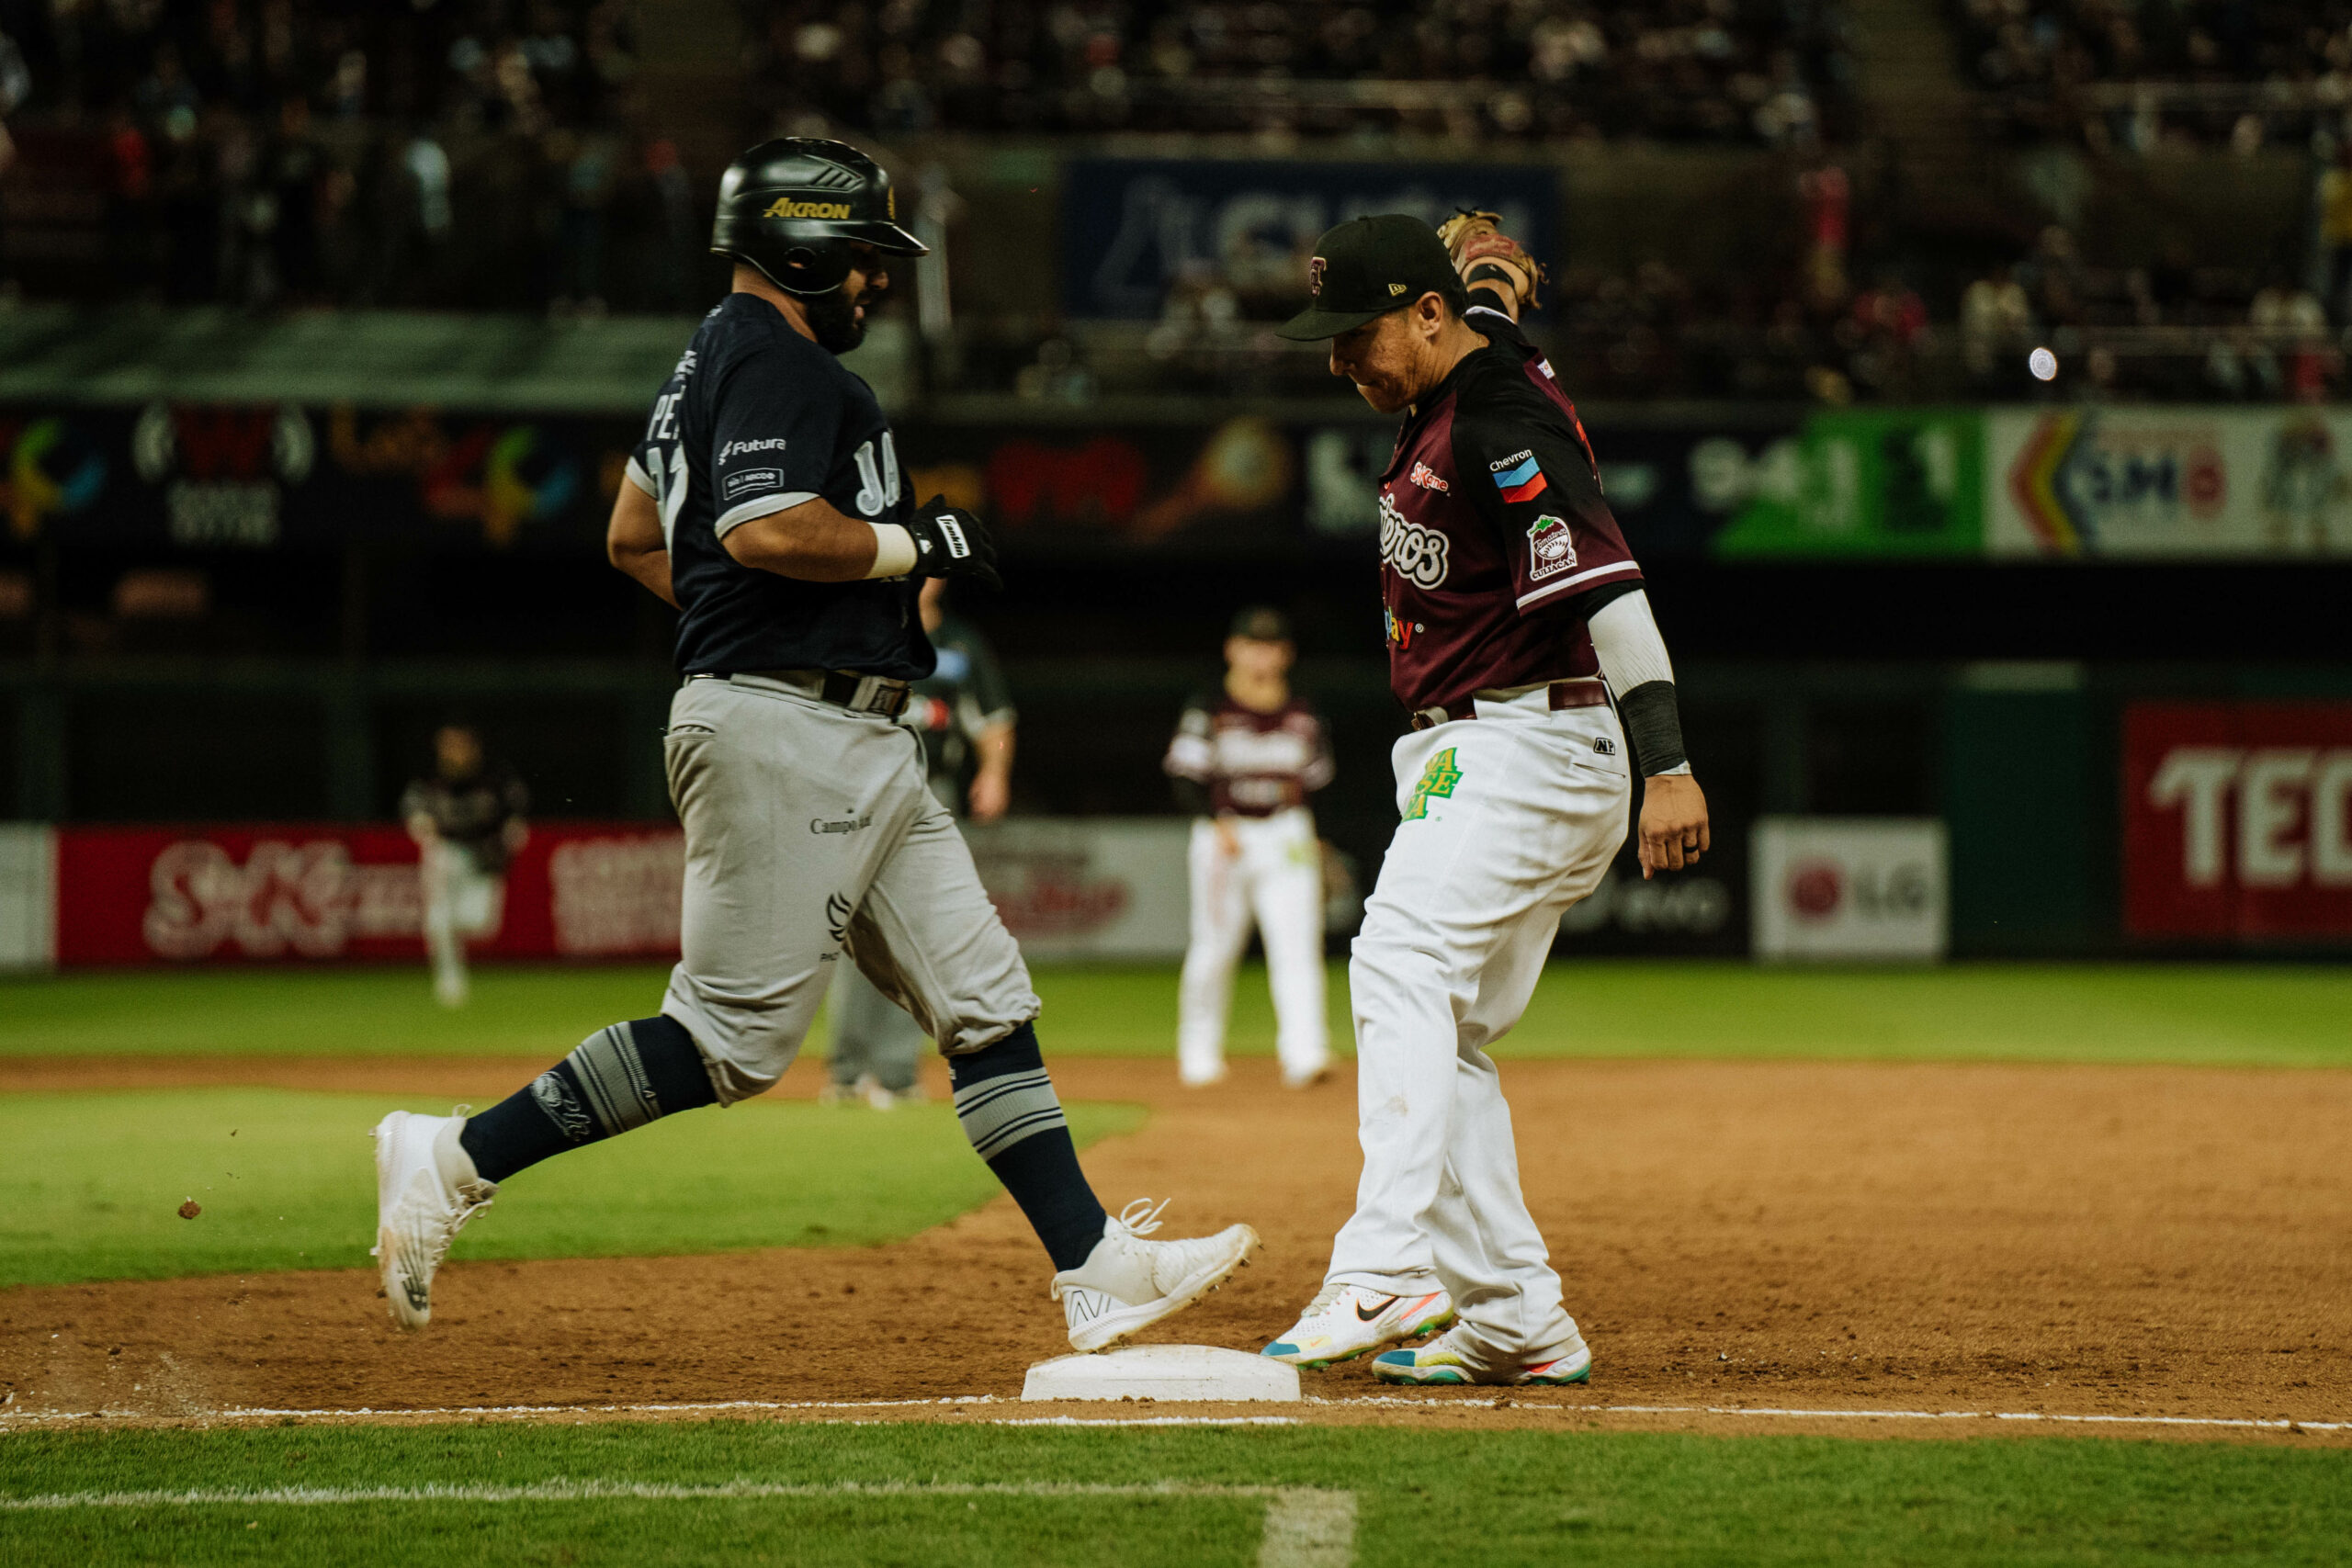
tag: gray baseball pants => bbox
[658,673,1038,1104]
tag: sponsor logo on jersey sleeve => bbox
[1490,451,1548,504]
[722,468,781,499]
[718,437,788,464]
[1378,490,1450,589]
[1526,513,1577,581]
[1408,460,1450,492]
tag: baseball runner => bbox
[823,575,1017,1108]
[401,723,528,1009]
[1258,212,1710,1386]
[1163,605,1335,1089]
[370,139,1256,1353]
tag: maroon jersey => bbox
[1163,692,1335,818]
[1376,308,1644,716]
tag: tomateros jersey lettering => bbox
[1164,694,1335,817]
[1374,310,1643,714]
[626,294,930,679]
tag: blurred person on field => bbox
[823,576,1016,1108]
[403,723,530,1009]
[1162,606,1335,1090]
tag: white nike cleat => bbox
[1371,1323,1593,1386]
[370,1109,496,1331]
[1261,1282,1455,1369]
[1051,1198,1259,1353]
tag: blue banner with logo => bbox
[1062,159,1559,321]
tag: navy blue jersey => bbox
[627,294,933,679]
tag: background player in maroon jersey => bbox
[1258,213,1710,1385]
[1162,606,1337,1090]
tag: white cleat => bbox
[1177,1063,1228,1089]
[434,971,469,1009]
[1281,1057,1334,1089]
[1051,1198,1259,1353]
[1261,1281,1456,1369]
[370,1109,496,1331]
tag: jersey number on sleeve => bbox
[852,434,900,518]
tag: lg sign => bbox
[2125,704,2352,941]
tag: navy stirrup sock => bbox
[460,1014,717,1185]
[949,1023,1109,1271]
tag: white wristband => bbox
[866,523,918,579]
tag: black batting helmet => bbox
[709,138,926,298]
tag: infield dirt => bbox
[3,1056,2346,1440]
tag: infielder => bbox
[1259,213,1710,1385]
[1163,605,1335,1089]
[371,139,1256,1353]
[400,723,528,1009]
[824,575,1017,1108]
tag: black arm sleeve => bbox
[1616,681,1688,775]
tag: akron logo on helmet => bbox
[763,198,854,220]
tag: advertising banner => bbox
[1062,159,1557,321]
[0,825,55,970]
[1750,818,1949,961]
[0,402,637,553]
[2122,703,2352,942]
[1709,410,1985,558]
[904,419,1302,554]
[53,822,684,965]
[46,818,1196,966]
[962,818,1192,961]
[1989,408,2352,558]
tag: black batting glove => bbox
[906,497,1002,592]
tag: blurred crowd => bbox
[1951,0,2352,151]
[748,0,1855,145]
[0,0,708,311]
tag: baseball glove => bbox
[1436,208,1546,313]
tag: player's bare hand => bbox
[1214,818,1241,859]
[968,770,1011,823]
[908,497,1002,591]
[1637,773,1710,879]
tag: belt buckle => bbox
[1410,705,1448,731]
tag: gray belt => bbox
[689,669,911,718]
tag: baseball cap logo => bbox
[1308,256,1326,297]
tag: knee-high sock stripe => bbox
[461,1014,716,1185]
[949,1022,1107,1271]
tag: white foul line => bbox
[1,1395,2344,1437]
[0,1479,1354,1568]
[1306,1396,2352,1433]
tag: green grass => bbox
[0,1089,1141,1290]
[1,1420,2346,1566]
[1,962,2348,1066]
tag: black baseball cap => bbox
[1228,605,1293,643]
[1275,215,1464,341]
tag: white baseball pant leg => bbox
[1326,692,1629,1370]
[1176,818,1251,1084]
[422,842,503,998]
[1241,807,1329,1083]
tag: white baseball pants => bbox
[1325,689,1629,1371]
[421,841,503,994]
[1177,807,1329,1085]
